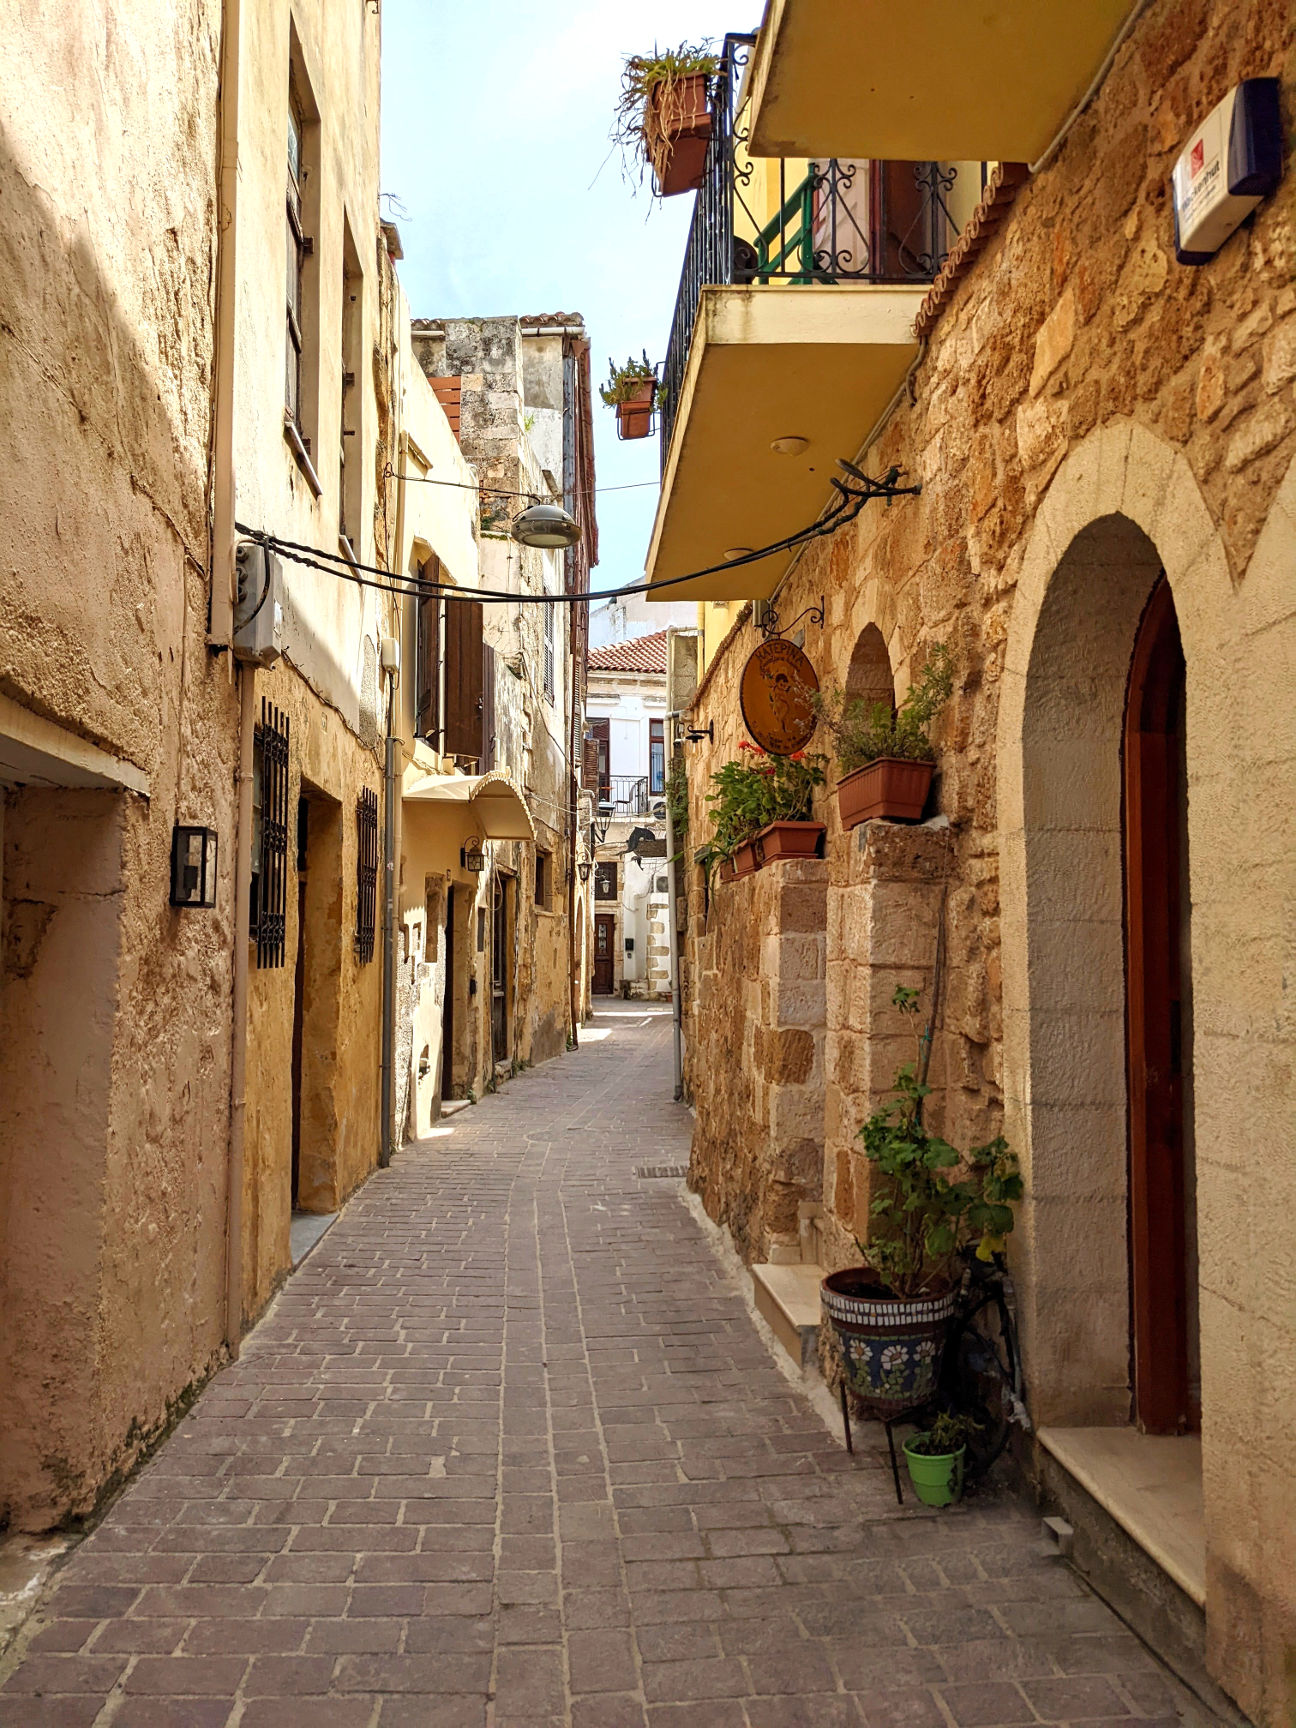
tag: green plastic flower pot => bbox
[902,1438,966,1507]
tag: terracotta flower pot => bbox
[615,381,656,441]
[648,72,712,197]
[717,858,736,884]
[836,758,934,828]
[754,820,825,866]
[731,840,759,877]
[821,1268,957,1418]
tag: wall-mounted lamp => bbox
[683,721,714,745]
[170,825,218,908]
[591,810,611,850]
[577,857,593,883]
[461,837,486,873]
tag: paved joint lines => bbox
[0,1013,1212,1728]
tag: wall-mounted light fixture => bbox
[461,837,486,872]
[577,857,593,883]
[683,720,714,745]
[170,825,219,908]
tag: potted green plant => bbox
[902,1411,981,1507]
[814,644,953,827]
[741,743,827,865]
[599,354,662,441]
[821,985,1022,1417]
[613,43,719,197]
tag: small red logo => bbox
[1190,138,1205,176]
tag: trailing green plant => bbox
[612,42,719,187]
[814,644,953,772]
[906,1410,983,1457]
[665,754,689,847]
[855,985,1022,1299]
[599,353,664,408]
[696,743,825,866]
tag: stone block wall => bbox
[686,858,826,1260]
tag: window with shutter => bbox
[590,718,611,801]
[481,643,496,770]
[543,602,555,705]
[415,557,441,746]
[649,719,665,794]
[444,596,485,761]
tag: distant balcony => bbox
[598,775,661,820]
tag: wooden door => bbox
[593,913,616,995]
[440,887,455,1101]
[1124,577,1197,1434]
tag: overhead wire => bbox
[233,468,914,612]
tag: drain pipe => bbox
[380,670,399,1168]
[664,627,701,1103]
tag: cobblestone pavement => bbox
[3,1008,1211,1728]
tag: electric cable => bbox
[233,466,915,611]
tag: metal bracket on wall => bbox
[757,597,825,640]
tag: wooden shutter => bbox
[444,596,485,761]
[582,731,599,790]
[481,643,497,770]
[416,557,441,744]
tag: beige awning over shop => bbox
[402,769,535,842]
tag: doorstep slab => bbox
[752,1261,822,1370]
[1039,1426,1205,1605]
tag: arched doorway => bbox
[1124,578,1198,1435]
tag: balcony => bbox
[646,36,984,603]
[745,0,1137,163]
[598,775,663,820]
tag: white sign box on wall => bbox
[1173,78,1283,264]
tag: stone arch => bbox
[844,621,894,710]
[996,421,1238,1429]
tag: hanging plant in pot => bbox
[612,43,719,198]
[599,353,662,441]
[822,985,1022,1418]
[814,644,953,827]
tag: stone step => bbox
[752,1262,823,1370]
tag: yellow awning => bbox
[402,769,535,841]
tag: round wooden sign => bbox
[739,638,819,755]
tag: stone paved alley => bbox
[1,1011,1211,1728]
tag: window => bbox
[285,76,307,430]
[589,718,611,802]
[649,719,665,795]
[595,861,617,902]
[543,602,555,705]
[355,787,378,963]
[251,698,290,968]
[415,557,441,744]
[417,576,489,766]
[339,222,363,547]
[535,849,550,909]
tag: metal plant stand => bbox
[838,1383,938,1506]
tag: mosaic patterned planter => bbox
[821,1269,956,1417]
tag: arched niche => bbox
[844,621,894,711]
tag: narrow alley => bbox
[2,1013,1206,1728]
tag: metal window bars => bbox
[660,33,963,466]
[356,786,378,963]
[254,698,290,969]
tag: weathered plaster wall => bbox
[679,3,1296,1718]
[0,3,239,1529]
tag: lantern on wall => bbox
[461,836,486,873]
[170,825,219,908]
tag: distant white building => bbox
[588,587,693,649]
[585,630,673,1000]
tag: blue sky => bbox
[380,0,751,593]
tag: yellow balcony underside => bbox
[747,0,1137,164]
[645,284,923,604]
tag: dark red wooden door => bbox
[1124,577,1197,1434]
[593,913,615,995]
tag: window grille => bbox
[356,786,378,962]
[649,718,665,794]
[252,699,290,968]
[543,602,555,704]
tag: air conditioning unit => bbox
[233,541,285,667]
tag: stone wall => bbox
[678,2,1296,1718]
[687,858,826,1260]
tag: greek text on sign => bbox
[739,638,819,756]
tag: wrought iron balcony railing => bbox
[660,33,976,465]
[598,775,659,818]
